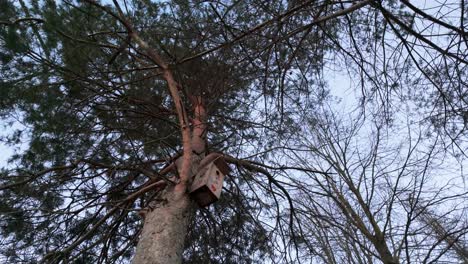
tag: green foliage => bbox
[0,1,297,262]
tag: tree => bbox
[0,0,466,263]
[285,108,467,263]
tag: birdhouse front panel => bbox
[189,159,229,207]
[205,163,224,198]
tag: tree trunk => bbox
[373,237,399,264]
[133,97,207,264]
[132,189,193,264]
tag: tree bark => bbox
[133,97,207,264]
[132,189,193,264]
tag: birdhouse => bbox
[189,157,230,207]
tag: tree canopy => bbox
[0,0,467,263]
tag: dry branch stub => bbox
[189,157,231,207]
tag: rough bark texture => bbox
[132,189,193,264]
[132,154,204,264]
[132,98,207,264]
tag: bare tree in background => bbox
[274,108,468,263]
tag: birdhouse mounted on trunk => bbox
[189,156,230,207]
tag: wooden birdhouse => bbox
[189,157,230,207]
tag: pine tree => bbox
[1,0,466,263]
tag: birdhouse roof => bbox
[213,157,231,175]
